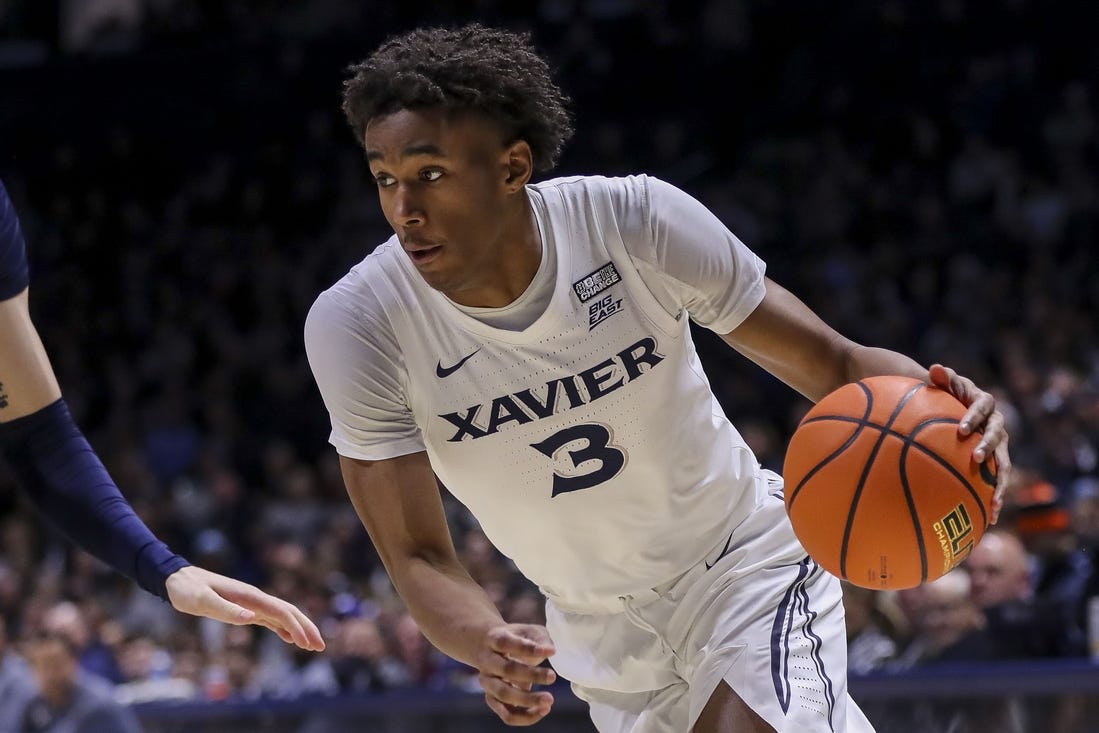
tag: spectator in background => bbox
[12,632,144,733]
[1010,473,1091,655]
[218,625,262,700]
[39,601,122,685]
[966,529,1084,658]
[886,571,1024,733]
[384,612,445,690]
[892,569,993,668]
[841,582,904,674]
[256,643,338,700]
[1072,478,1099,654]
[329,616,392,693]
[113,633,197,705]
[966,529,1033,609]
[1070,478,1099,549]
[0,623,36,726]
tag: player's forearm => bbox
[843,344,928,385]
[391,552,507,667]
[0,399,189,598]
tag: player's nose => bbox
[392,184,426,227]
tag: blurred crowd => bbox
[0,0,1098,729]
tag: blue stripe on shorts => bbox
[770,556,837,731]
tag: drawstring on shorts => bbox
[619,592,683,664]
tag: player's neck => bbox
[447,201,542,309]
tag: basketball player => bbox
[0,179,324,652]
[305,24,1010,732]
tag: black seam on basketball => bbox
[905,417,990,528]
[786,383,875,514]
[897,434,931,584]
[803,414,992,530]
[979,461,997,489]
[839,383,925,578]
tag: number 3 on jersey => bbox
[530,423,627,496]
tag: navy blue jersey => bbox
[0,180,30,301]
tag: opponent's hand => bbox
[164,566,325,651]
[928,363,1012,523]
[476,623,557,726]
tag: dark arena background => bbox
[1,1,1098,731]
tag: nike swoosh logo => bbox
[436,349,480,378]
[705,532,735,571]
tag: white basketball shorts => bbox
[544,483,875,733]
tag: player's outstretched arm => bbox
[723,277,1011,520]
[341,451,557,726]
[0,294,326,648]
[0,187,325,650]
[165,566,324,650]
[1,277,196,602]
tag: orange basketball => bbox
[783,375,996,590]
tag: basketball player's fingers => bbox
[481,676,553,716]
[230,605,316,650]
[479,651,557,687]
[167,566,325,650]
[990,438,1012,524]
[484,695,552,727]
[929,364,994,430]
[166,569,260,626]
[249,616,308,648]
[209,579,325,651]
[957,388,996,439]
[487,626,556,666]
[253,618,297,645]
[927,363,957,393]
[250,600,325,651]
[971,409,1005,461]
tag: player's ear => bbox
[503,140,533,191]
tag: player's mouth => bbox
[404,239,443,265]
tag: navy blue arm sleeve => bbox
[0,399,190,600]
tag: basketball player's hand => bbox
[477,623,557,726]
[928,363,1012,523]
[165,566,325,651]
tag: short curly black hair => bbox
[341,23,574,172]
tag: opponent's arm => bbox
[0,288,194,591]
[721,277,1011,518]
[340,451,556,725]
[0,291,324,649]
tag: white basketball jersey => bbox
[307,175,770,607]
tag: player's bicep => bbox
[720,278,857,402]
[0,290,62,421]
[640,177,767,331]
[339,452,459,575]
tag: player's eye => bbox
[373,173,396,187]
[421,169,444,182]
